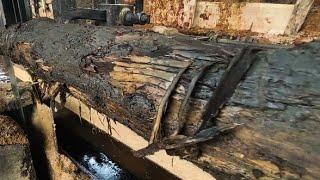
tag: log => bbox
[0,19,319,179]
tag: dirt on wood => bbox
[1,19,319,179]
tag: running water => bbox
[0,58,10,84]
[2,55,26,125]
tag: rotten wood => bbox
[199,47,259,130]
[1,20,319,179]
[135,123,241,158]
[178,0,197,29]
[172,62,214,136]
[149,61,191,144]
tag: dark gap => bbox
[53,104,180,179]
[5,105,52,180]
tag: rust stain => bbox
[199,13,209,20]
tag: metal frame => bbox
[0,0,31,27]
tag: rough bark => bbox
[0,19,319,179]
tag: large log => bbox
[0,19,319,179]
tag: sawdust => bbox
[0,115,29,145]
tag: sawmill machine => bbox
[60,0,150,26]
[0,0,150,27]
[0,0,31,27]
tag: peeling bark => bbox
[1,19,319,179]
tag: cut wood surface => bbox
[1,19,319,179]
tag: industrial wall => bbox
[43,0,319,38]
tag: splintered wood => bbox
[2,20,320,179]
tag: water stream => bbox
[1,59,177,179]
[54,106,178,179]
[0,59,10,83]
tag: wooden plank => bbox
[38,0,54,19]
[285,0,314,35]
[193,2,295,35]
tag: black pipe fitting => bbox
[120,8,150,26]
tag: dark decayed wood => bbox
[1,19,319,179]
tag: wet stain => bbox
[200,13,211,20]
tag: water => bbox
[54,109,137,180]
[83,153,130,180]
[57,122,135,180]
[0,59,10,83]
[61,137,135,180]
[54,107,178,180]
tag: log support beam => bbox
[285,0,314,35]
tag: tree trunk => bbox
[0,19,319,179]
